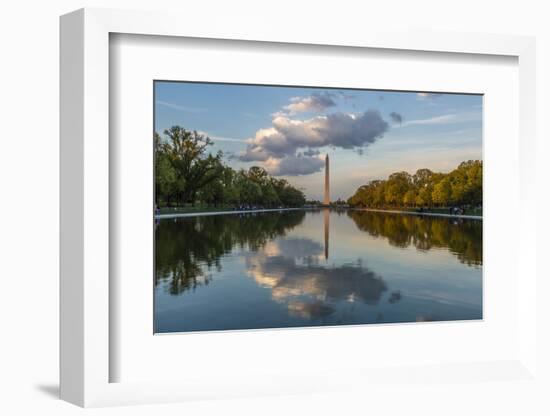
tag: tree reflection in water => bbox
[156,210,481,318]
[155,210,306,295]
[155,209,482,330]
[348,210,482,267]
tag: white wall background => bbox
[0,1,548,415]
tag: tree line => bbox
[155,126,306,208]
[347,160,482,209]
[348,210,482,266]
[156,210,306,294]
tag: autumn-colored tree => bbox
[432,178,452,206]
[403,189,417,206]
[348,161,482,209]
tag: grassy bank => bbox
[399,207,482,216]
[158,205,236,215]
[157,205,308,215]
[353,207,482,220]
[158,205,482,217]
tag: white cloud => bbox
[402,114,457,126]
[281,92,336,115]
[264,154,325,176]
[398,112,481,127]
[239,110,389,164]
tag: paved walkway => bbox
[155,207,482,220]
[353,208,482,220]
[155,207,309,219]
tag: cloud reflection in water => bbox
[246,237,389,319]
[154,210,482,332]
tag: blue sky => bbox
[155,82,482,201]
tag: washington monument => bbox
[323,154,330,205]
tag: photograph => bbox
[153,81,483,333]
[1,0,544,412]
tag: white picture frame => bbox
[60,7,538,407]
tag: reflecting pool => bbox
[154,209,482,333]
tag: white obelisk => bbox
[323,154,330,205]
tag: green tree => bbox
[384,172,412,207]
[155,132,177,205]
[403,189,416,207]
[415,185,432,207]
[372,181,386,207]
[162,126,224,205]
[221,167,240,205]
[262,183,280,207]
[246,166,269,184]
[236,173,263,205]
[155,126,308,209]
[432,178,452,206]
[413,168,433,188]
[348,161,482,210]
[459,160,482,205]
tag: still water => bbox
[155,209,482,333]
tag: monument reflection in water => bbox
[154,209,482,333]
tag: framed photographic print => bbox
[60,8,538,408]
[152,81,483,334]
